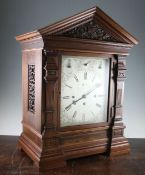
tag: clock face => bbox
[60,55,109,127]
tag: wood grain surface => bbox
[0,136,144,175]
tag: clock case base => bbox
[18,128,130,170]
[16,6,137,171]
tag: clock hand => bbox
[74,83,101,103]
[73,94,86,103]
[65,83,101,110]
[84,87,96,96]
[65,95,85,111]
[84,83,101,97]
[65,104,72,111]
[65,95,86,111]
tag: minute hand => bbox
[74,84,100,103]
[65,84,100,110]
[65,96,83,111]
[84,84,100,97]
[65,94,85,111]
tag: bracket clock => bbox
[16,7,138,170]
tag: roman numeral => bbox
[63,96,70,99]
[67,59,71,68]
[92,73,97,82]
[82,113,85,121]
[96,103,101,108]
[72,111,77,118]
[64,84,72,88]
[84,71,87,80]
[98,62,102,69]
[74,74,79,82]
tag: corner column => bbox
[110,55,130,156]
[40,51,66,170]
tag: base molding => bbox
[18,133,66,170]
[110,137,130,156]
[18,134,41,163]
[18,132,130,170]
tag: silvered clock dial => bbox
[60,55,109,127]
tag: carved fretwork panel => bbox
[58,21,119,42]
[28,65,35,113]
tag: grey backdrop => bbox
[0,0,145,138]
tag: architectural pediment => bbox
[16,7,138,46]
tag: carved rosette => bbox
[58,21,119,42]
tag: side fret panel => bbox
[28,65,35,113]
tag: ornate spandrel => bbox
[57,21,119,42]
[28,65,35,113]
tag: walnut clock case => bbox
[16,7,138,170]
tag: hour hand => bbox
[65,104,72,111]
[65,95,85,111]
[65,100,76,111]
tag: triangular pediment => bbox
[38,7,138,45]
[16,6,138,45]
[56,20,120,43]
